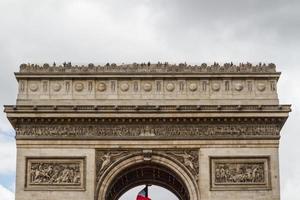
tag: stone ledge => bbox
[4,104,291,113]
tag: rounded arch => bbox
[119,185,178,200]
[96,152,200,200]
[107,163,188,200]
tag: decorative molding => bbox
[97,82,106,92]
[210,157,270,190]
[15,123,281,139]
[235,83,243,91]
[29,82,39,92]
[166,82,175,91]
[25,157,85,191]
[5,105,288,139]
[189,82,197,91]
[257,83,266,91]
[19,63,277,73]
[120,82,129,92]
[52,83,61,92]
[211,83,220,91]
[15,78,279,102]
[5,104,291,113]
[143,82,152,91]
[74,82,84,92]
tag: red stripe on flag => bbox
[136,195,151,200]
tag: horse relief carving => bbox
[26,158,85,190]
[215,163,265,184]
[210,157,270,190]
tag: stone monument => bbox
[4,62,291,200]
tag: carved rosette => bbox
[210,157,270,190]
[25,157,85,190]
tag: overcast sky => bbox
[0,0,299,199]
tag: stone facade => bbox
[4,63,290,200]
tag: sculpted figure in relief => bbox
[172,151,195,171]
[30,162,81,185]
[215,163,265,184]
[99,152,124,171]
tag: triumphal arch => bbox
[5,63,290,200]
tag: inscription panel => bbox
[25,157,85,190]
[210,157,270,190]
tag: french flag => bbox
[136,186,151,200]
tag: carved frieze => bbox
[210,157,270,190]
[25,157,85,190]
[15,123,281,139]
[17,63,279,102]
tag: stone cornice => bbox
[4,104,291,113]
[7,116,287,124]
[4,105,290,140]
[19,63,277,74]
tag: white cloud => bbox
[0,185,14,200]
[281,176,300,200]
[0,135,16,174]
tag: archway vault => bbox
[95,151,200,200]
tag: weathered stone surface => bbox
[15,63,280,106]
[4,63,290,200]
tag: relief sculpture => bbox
[214,162,265,184]
[210,157,270,190]
[95,150,128,182]
[16,123,281,139]
[26,158,85,190]
[99,152,125,171]
[166,150,199,179]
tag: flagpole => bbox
[145,184,148,198]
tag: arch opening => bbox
[119,185,179,200]
[106,163,189,200]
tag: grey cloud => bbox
[0,0,299,199]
